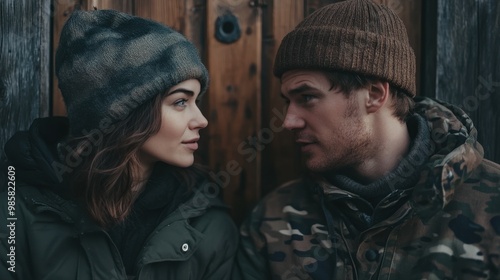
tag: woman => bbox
[0,9,237,280]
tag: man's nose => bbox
[282,112,305,131]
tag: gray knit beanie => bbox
[274,0,416,97]
[55,9,209,136]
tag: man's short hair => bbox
[324,70,414,122]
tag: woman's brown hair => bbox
[62,93,204,228]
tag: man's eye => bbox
[302,95,314,102]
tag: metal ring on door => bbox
[215,13,241,44]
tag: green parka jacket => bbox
[234,97,500,279]
[0,117,238,280]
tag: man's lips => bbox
[295,138,318,152]
[295,135,318,144]
[295,139,315,145]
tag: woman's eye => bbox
[174,99,188,107]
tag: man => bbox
[234,0,500,279]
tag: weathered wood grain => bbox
[1,0,51,157]
[305,0,342,15]
[260,0,304,197]
[52,0,79,116]
[207,0,262,223]
[476,0,499,162]
[134,0,206,51]
[135,0,186,31]
[84,0,133,12]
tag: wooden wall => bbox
[0,0,51,150]
[422,0,500,163]
[0,0,51,186]
[2,0,497,225]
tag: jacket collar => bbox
[137,209,204,265]
[137,188,228,266]
[410,97,483,220]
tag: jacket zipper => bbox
[340,219,359,280]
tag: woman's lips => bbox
[182,138,200,150]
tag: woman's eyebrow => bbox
[168,89,195,96]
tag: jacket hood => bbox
[5,117,69,192]
[412,97,484,215]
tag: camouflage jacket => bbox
[234,97,500,280]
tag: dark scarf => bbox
[107,162,195,276]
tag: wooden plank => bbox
[40,1,51,118]
[134,0,207,50]
[421,0,437,100]
[477,0,500,162]
[84,0,133,12]
[52,0,79,116]
[434,1,479,106]
[207,0,262,223]
[260,0,304,197]
[305,0,343,16]
[1,0,51,156]
[134,0,186,32]
[133,0,207,81]
[184,0,207,56]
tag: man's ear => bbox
[365,81,390,114]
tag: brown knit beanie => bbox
[274,0,416,97]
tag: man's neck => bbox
[346,117,411,184]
